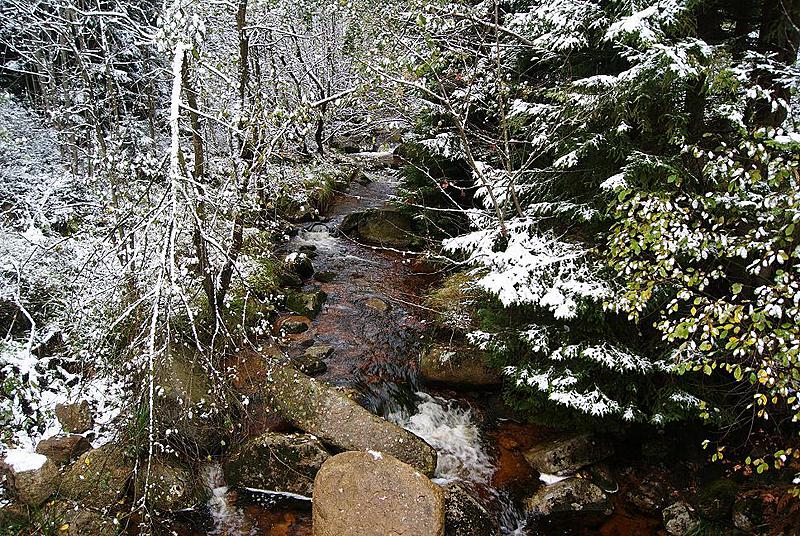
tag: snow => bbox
[539,473,569,485]
[444,219,609,316]
[600,173,627,191]
[243,488,312,501]
[3,449,47,472]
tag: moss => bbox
[275,167,350,222]
[425,272,480,332]
[697,479,739,521]
[285,290,327,319]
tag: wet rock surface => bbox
[291,353,329,376]
[523,433,613,476]
[441,482,498,536]
[524,477,612,519]
[285,252,315,279]
[279,316,311,334]
[312,451,445,536]
[225,432,330,497]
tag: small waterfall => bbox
[389,392,495,485]
[390,393,531,535]
[497,491,530,535]
[203,463,248,536]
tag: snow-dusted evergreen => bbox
[391,0,800,480]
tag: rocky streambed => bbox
[2,156,768,535]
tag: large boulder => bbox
[420,345,501,387]
[261,360,437,476]
[525,478,612,519]
[61,443,133,510]
[154,352,225,453]
[339,208,417,249]
[225,432,330,497]
[43,500,117,535]
[36,434,92,466]
[312,451,445,536]
[442,482,498,536]
[1,450,60,506]
[523,433,613,476]
[135,459,199,511]
[55,401,93,434]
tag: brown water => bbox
[169,165,662,536]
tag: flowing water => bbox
[172,163,657,535]
[167,165,532,535]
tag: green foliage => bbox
[398,0,800,483]
[396,142,472,240]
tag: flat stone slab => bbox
[261,361,437,476]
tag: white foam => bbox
[389,393,494,484]
[202,463,247,536]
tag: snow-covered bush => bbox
[395,0,800,477]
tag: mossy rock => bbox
[314,271,337,283]
[224,432,329,496]
[420,344,501,387]
[153,351,226,453]
[339,208,419,249]
[697,479,738,521]
[285,290,327,319]
[61,443,133,511]
[135,459,201,511]
[39,500,117,535]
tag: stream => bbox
[172,162,658,535]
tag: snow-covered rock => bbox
[1,449,59,506]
